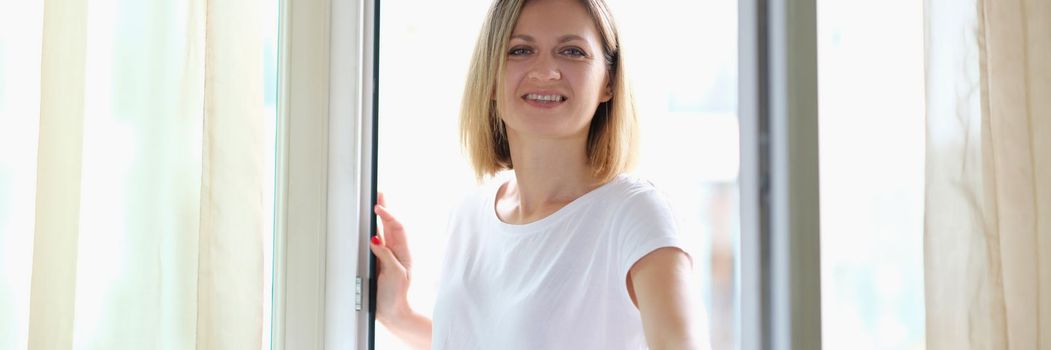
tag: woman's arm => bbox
[378,305,432,350]
[628,247,709,350]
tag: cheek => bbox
[500,67,525,99]
[591,66,610,92]
[569,67,608,98]
[495,68,522,117]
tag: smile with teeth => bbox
[524,93,566,102]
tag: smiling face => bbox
[496,0,612,141]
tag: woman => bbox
[369,0,706,348]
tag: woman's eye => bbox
[509,47,532,56]
[561,47,587,57]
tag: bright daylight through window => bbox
[818,0,926,348]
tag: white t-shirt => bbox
[432,174,688,349]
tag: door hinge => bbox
[355,276,363,311]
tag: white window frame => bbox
[271,0,372,348]
[269,0,824,348]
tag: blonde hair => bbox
[459,0,638,184]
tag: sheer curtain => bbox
[0,0,271,348]
[924,0,1050,348]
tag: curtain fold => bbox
[27,0,88,348]
[1,0,269,348]
[924,0,1050,348]
[196,0,265,347]
[978,0,1051,346]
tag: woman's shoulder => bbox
[593,173,673,216]
[603,173,665,200]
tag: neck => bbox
[502,130,602,217]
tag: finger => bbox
[373,225,412,271]
[369,235,406,274]
[373,201,404,252]
[373,193,411,268]
[374,204,405,233]
[374,205,412,268]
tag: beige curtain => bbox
[924,0,1050,348]
[0,0,268,349]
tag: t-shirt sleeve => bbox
[613,187,691,281]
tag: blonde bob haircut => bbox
[459,0,638,184]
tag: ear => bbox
[600,82,613,102]
[601,71,613,101]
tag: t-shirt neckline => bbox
[488,174,627,234]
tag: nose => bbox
[527,56,561,81]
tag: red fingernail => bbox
[371,236,381,245]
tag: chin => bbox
[510,119,590,141]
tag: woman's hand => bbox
[370,192,413,323]
[369,192,432,349]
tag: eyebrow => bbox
[510,34,588,44]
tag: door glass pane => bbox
[818,0,926,348]
[377,2,488,348]
[378,1,738,349]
